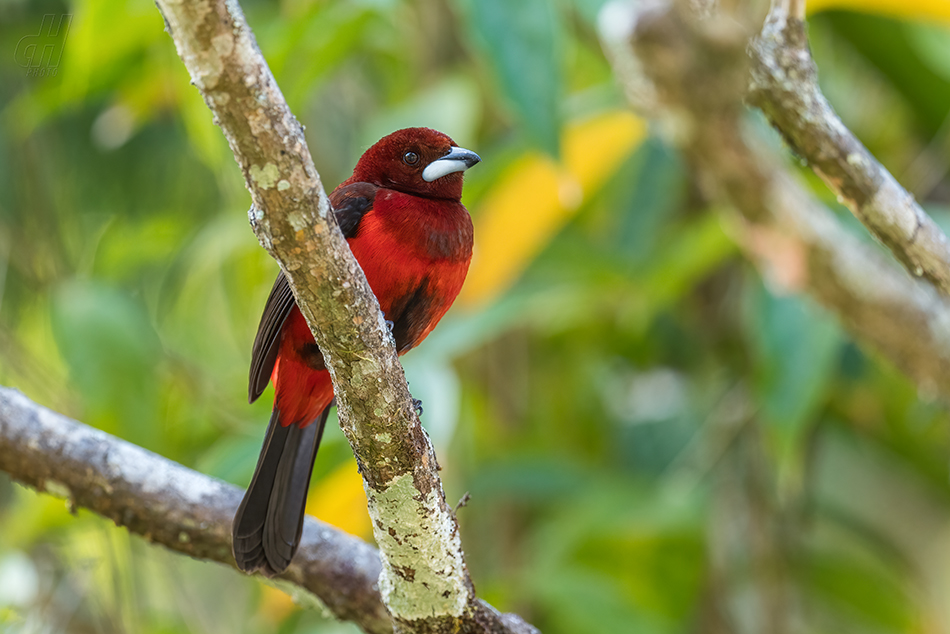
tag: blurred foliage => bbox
[1,0,950,633]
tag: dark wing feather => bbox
[389,277,436,355]
[262,406,328,574]
[331,181,377,238]
[248,272,296,404]
[248,182,376,403]
[232,405,330,576]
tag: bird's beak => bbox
[422,146,481,182]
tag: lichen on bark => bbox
[368,473,471,620]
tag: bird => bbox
[232,127,480,576]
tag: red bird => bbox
[232,128,480,576]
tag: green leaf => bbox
[906,22,950,82]
[641,212,736,307]
[803,551,915,631]
[51,280,163,445]
[526,481,706,633]
[745,280,841,472]
[615,137,686,265]
[362,76,483,150]
[460,0,562,156]
[198,434,272,485]
[567,0,612,27]
[822,11,950,135]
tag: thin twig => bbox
[600,0,950,399]
[748,4,950,295]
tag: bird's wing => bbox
[247,182,378,403]
[331,181,377,238]
[248,271,296,403]
[388,277,436,355]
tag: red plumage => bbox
[232,128,479,576]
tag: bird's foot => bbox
[385,320,394,333]
[412,398,424,417]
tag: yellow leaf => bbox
[460,110,646,306]
[305,456,373,540]
[258,585,298,623]
[808,0,950,22]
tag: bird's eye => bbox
[403,151,419,165]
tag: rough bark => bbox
[600,0,950,395]
[146,0,538,631]
[0,387,539,634]
[748,7,950,296]
[0,387,390,632]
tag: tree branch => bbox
[0,387,389,632]
[147,0,536,631]
[600,0,950,397]
[748,2,950,295]
[0,387,538,634]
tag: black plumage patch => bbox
[390,278,436,355]
[331,182,377,238]
[298,343,326,370]
[248,272,296,404]
[232,405,330,576]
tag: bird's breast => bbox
[347,189,473,342]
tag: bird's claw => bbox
[412,398,424,417]
[385,320,395,333]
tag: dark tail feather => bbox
[232,406,330,576]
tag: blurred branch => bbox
[0,387,388,632]
[748,2,950,295]
[0,387,537,634]
[785,0,806,21]
[600,0,950,396]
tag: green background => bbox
[2,0,950,632]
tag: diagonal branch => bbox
[600,0,950,397]
[748,3,950,296]
[147,0,536,632]
[0,387,537,634]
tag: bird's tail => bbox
[232,406,329,576]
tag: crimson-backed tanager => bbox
[232,128,480,576]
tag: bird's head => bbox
[351,127,481,201]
